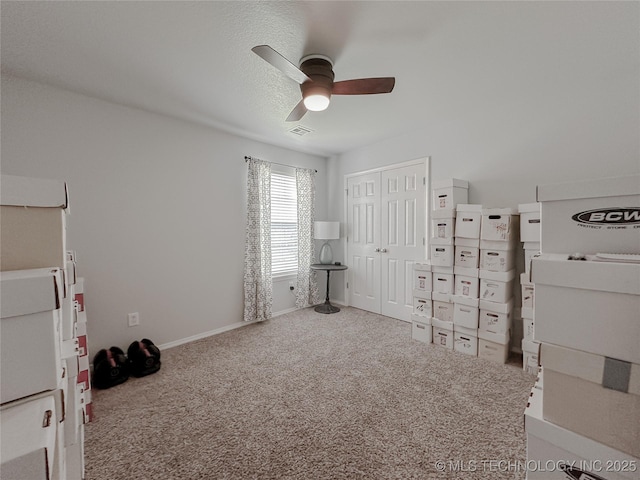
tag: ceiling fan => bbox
[252,45,396,122]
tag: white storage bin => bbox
[518,203,541,243]
[432,292,454,323]
[454,246,479,268]
[411,315,432,344]
[479,269,515,303]
[455,204,483,239]
[432,317,454,349]
[431,268,454,295]
[537,174,640,254]
[412,293,432,318]
[432,179,468,211]
[532,254,640,364]
[413,263,432,293]
[453,266,479,298]
[1,268,65,404]
[520,272,535,309]
[522,339,540,375]
[480,208,519,242]
[430,245,453,267]
[524,242,541,274]
[431,208,456,243]
[479,248,515,272]
[454,325,478,356]
[452,295,479,329]
[478,298,513,334]
[478,329,510,363]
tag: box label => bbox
[571,207,640,227]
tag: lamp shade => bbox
[314,221,340,240]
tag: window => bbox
[271,172,297,275]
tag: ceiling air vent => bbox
[288,125,314,137]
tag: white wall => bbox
[1,75,328,354]
[327,7,640,304]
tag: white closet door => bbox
[347,172,381,313]
[380,164,425,321]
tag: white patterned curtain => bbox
[295,167,320,307]
[244,159,272,322]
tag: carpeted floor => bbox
[85,307,536,480]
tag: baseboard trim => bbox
[272,306,300,317]
[157,321,256,351]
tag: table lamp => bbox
[314,221,340,264]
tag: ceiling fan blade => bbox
[332,77,396,95]
[286,100,308,122]
[251,45,310,85]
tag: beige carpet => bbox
[85,307,536,479]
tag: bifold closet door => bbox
[347,162,425,321]
[347,172,381,314]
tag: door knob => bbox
[374,248,380,252]
[381,248,388,253]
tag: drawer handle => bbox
[42,409,53,428]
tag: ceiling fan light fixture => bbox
[304,93,330,111]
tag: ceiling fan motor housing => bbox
[300,57,335,101]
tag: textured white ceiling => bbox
[1,1,637,157]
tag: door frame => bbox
[343,156,431,307]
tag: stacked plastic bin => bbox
[411,179,468,347]
[517,203,541,374]
[0,174,88,480]
[524,174,640,479]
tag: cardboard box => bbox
[478,298,513,334]
[525,379,639,480]
[431,208,456,243]
[454,245,479,268]
[0,391,60,480]
[432,317,454,349]
[537,174,640,254]
[74,278,85,312]
[411,315,432,343]
[453,266,479,298]
[452,295,479,329]
[478,329,510,363]
[520,272,535,309]
[432,178,468,211]
[479,269,515,303]
[1,268,65,404]
[522,318,535,342]
[540,342,640,457]
[1,175,69,272]
[454,325,478,356]
[432,269,454,295]
[412,293,432,317]
[532,254,640,364]
[455,204,483,239]
[480,208,519,242]
[518,203,541,243]
[413,263,432,293]
[524,246,541,275]
[430,245,453,267]
[480,248,515,272]
[432,292,454,323]
[454,236,480,247]
[522,339,540,375]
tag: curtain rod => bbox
[244,155,317,173]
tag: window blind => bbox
[271,172,298,275]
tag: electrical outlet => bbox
[128,312,140,327]
[289,281,295,291]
